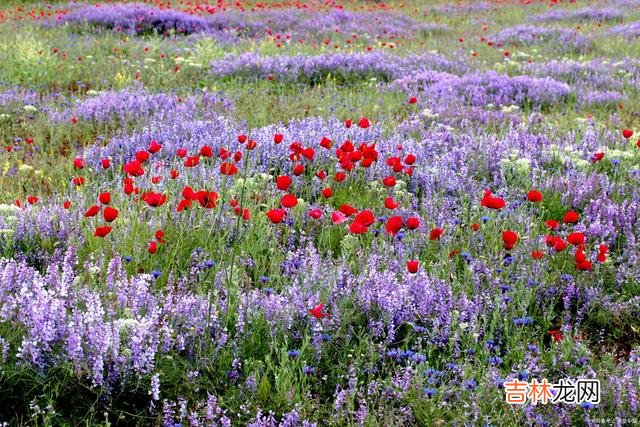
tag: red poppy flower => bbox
[548,329,563,343]
[563,211,579,224]
[135,151,150,162]
[592,152,605,163]
[472,223,480,232]
[527,189,543,203]
[123,160,144,176]
[316,170,327,180]
[386,156,401,167]
[301,147,314,160]
[84,205,100,217]
[331,211,348,225]
[293,164,304,176]
[103,206,118,222]
[184,156,199,167]
[99,192,111,205]
[429,228,444,241]
[155,230,166,243]
[338,204,358,216]
[404,154,416,165]
[344,119,352,128]
[73,158,85,169]
[334,172,347,183]
[72,176,85,186]
[349,221,368,234]
[320,137,332,149]
[176,148,188,158]
[274,133,284,144]
[196,191,218,208]
[170,169,179,179]
[382,176,396,187]
[622,129,633,139]
[94,226,112,237]
[309,209,322,220]
[408,96,417,104]
[385,197,400,209]
[481,189,505,209]
[321,188,333,198]
[406,217,420,230]
[199,145,213,157]
[354,209,375,227]
[357,117,371,129]
[309,303,329,319]
[220,162,238,176]
[181,186,195,200]
[406,260,419,273]
[266,209,286,224]
[177,199,192,212]
[237,134,247,144]
[148,140,162,153]
[531,250,544,260]
[567,232,585,246]
[545,235,555,247]
[545,220,559,230]
[276,176,292,191]
[219,148,231,160]
[63,200,71,209]
[141,191,167,207]
[246,139,257,150]
[390,161,403,173]
[576,258,592,271]
[281,194,298,208]
[385,216,403,235]
[148,241,158,254]
[502,230,518,250]
[553,237,567,252]
[101,158,111,169]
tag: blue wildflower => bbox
[462,379,477,390]
[288,350,300,359]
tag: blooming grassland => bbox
[1,0,640,425]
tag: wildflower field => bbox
[1,0,640,425]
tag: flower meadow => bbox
[1,0,640,425]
